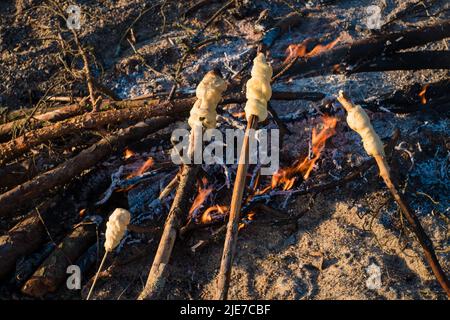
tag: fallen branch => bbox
[0,100,87,142]
[21,220,98,297]
[348,51,450,74]
[0,90,322,166]
[0,208,48,280]
[0,117,173,216]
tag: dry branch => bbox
[338,91,450,297]
[138,164,200,300]
[21,221,97,297]
[0,117,173,216]
[0,101,87,142]
[0,91,321,166]
[216,116,258,300]
[282,20,450,78]
[0,101,189,166]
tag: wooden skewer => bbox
[216,114,258,300]
[86,251,108,300]
[374,155,450,297]
[338,92,450,297]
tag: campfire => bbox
[0,0,449,302]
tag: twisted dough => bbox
[338,90,385,157]
[104,208,131,252]
[188,70,227,129]
[244,53,273,122]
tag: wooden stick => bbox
[138,163,199,300]
[216,115,258,300]
[86,251,108,300]
[338,92,450,297]
[374,155,450,297]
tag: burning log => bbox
[139,70,227,300]
[0,117,173,216]
[21,219,98,298]
[281,20,450,78]
[216,53,272,300]
[337,91,450,297]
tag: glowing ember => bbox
[284,36,343,63]
[124,148,135,159]
[271,115,338,190]
[418,84,429,105]
[200,205,228,224]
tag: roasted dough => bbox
[244,53,273,122]
[104,208,131,252]
[188,70,227,129]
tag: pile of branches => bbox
[0,1,449,299]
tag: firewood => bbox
[337,91,450,297]
[0,100,87,142]
[0,101,190,166]
[349,51,450,74]
[0,210,47,280]
[138,70,227,300]
[21,220,98,298]
[217,53,272,300]
[0,117,173,216]
[282,20,450,78]
[0,90,321,166]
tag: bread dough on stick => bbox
[338,90,385,158]
[104,208,131,252]
[188,70,227,129]
[244,53,273,122]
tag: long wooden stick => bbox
[374,155,450,297]
[138,163,199,300]
[216,115,258,300]
[338,92,450,297]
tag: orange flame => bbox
[271,116,338,190]
[284,36,343,63]
[189,185,213,216]
[200,205,228,224]
[418,84,429,105]
[128,157,154,178]
[124,148,135,159]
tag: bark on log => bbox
[282,20,450,78]
[21,222,97,297]
[0,116,173,216]
[138,164,199,300]
[0,91,321,166]
[0,210,47,280]
[0,102,86,142]
[349,51,450,74]
[360,79,450,114]
[0,101,190,166]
